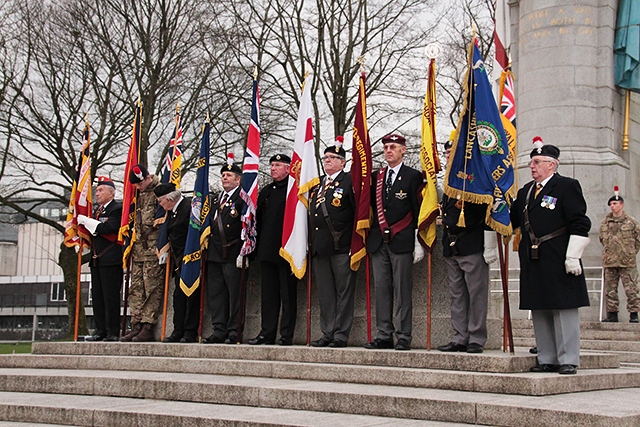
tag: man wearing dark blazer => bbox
[203,159,246,344]
[309,138,356,348]
[154,182,198,343]
[365,133,423,351]
[511,137,591,375]
[78,176,123,342]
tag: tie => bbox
[316,177,332,207]
[220,193,229,209]
[534,183,543,198]
[386,169,394,195]
[94,205,104,219]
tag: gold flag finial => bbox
[356,55,366,73]
[176,102,181,114]
[253,66,258,80]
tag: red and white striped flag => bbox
[280,74,319,279]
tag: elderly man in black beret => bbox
[511,136,591,375]
[248,154,299,346]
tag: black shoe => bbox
[436,342,467,352]
[558,364,577,375]
[225,336,238,344]
[466,343,484,353]
[631,313,639,323]
[202,334,226,344]
[277,337,292,346]
[395,338,411,351]
[603,312,619,322]
[103,335,118,342]
[180,335,197,343]
[364,338,394,350]
[529,346,538,354]
[248,335,274,345]
[530,364,560,373]
[162,332,183,343]
[85,334,106,342]
[311,337,332,347]
[328,339,347,348]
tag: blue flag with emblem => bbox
[179,121,211,297]
[444,38,514,237]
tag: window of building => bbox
[50,283,66,302]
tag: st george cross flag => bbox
[417,58,442,251]
[63,121,93,249]
[119,101,142,267]
[349,71,372,271]
[179,121,211,297]
[444,38,514,237]
[239,78,261,257]
[280,74,320,279]
[156,109,183,262]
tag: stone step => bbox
[0,391,477,427]
[0,353,630,396]
[29,342,616,374]
[512,318,640,332]
[512,328,640,341]
[0,372,640,426]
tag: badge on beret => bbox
[395,190,407,200]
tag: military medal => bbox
[331,198,341,207]
[229,205,239,218]
[541,195,557,210]
[395,190,407,200]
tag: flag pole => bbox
[236,257,247,344]
[623,89,630,150]
[161,250,171,340]
[426,251,432,350]
[306,252,312,346]
[74,238,83,341]
[121,257,132,336]
[365,254,372,342]
[497,233,514,354]
[198,252,207,343]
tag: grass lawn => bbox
[0,342,32,354]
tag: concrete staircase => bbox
[512,318,640,364]
[0,342,639,426]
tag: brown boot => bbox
[120,323,142,342]
[132,323,155,342]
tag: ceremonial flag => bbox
[239,77,261,257]
[499,66,517,187]
[63,121,93,249]
[444,38,514,236]
[349,71,372,271]
[179,121,211,297]
[280,74,320,279]
[119,101,142,266]
[156,109,184,261]
[494,0,510,73]
[417,58,441,251]
[614,0,640,91]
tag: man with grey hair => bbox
[153,182,198,343]
[511,136,591,375]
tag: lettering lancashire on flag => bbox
[349,71,372,271]
[64,121,93,249]
[417,57,442,251]
[444,39,514,237]
[119,101,142,266]
[179,121,211,297]
[240,77,261,257]
[280,74,320,279]
[156,108,183,262]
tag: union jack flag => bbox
[239,78,261,256]
[500,68,516,126]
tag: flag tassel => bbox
[456,206,466,228]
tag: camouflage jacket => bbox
[132,175,161,261]
[599,212,640,268]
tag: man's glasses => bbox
[528,159,553,166]
[322,155,343,161]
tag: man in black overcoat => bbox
[364,133,423,351]
[78,176,123,341]
[309,137,356,348]
[511,137,591,375]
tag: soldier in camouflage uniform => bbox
[121,164,165,341]
[599,188,640,323]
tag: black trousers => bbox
[90,265,123,337]
[259,261,297,341]
[172,276,201,339]
[207,261,241,339]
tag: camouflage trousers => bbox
[129,259,165,324]
[604,267,640,313]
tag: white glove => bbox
[413,230,425,264]
[77,214,100,235]
[565,235,590,275]
[236,255,247,269]
[158,252,168,265]
[483,230,499,265]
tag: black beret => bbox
[153,182,176,197]
[324,145,346,158]
[269,154,291,164]
[129,164,149,184]
[221,163,242,176]
[530,136,560,159]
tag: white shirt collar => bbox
[537,173,554,188]
[172,195,185,213]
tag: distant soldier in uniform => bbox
[309,137,356,348]
[120,164,164,342]
[78,176,123,341]
[248,154,298,346]
[599,186,640,323]
[511,137,591,375]
[203,156,246,344]
[154,183,198,343]
[364,133,423,351]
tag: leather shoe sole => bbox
[328,339,347,348]
[180,336,197,343]
[277,337,292,346]
[202,335,226,344]
[311,338,332,347]
[558,364,577,375]
[466,343,484,353]
[395,339,411,351]
[436,342,467,352]
[248,336,274,345]
[364,339,394,350]
[85,335,106,342]
[103,335,118,342]
[530,364,560,373]
[225,336,238,344]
